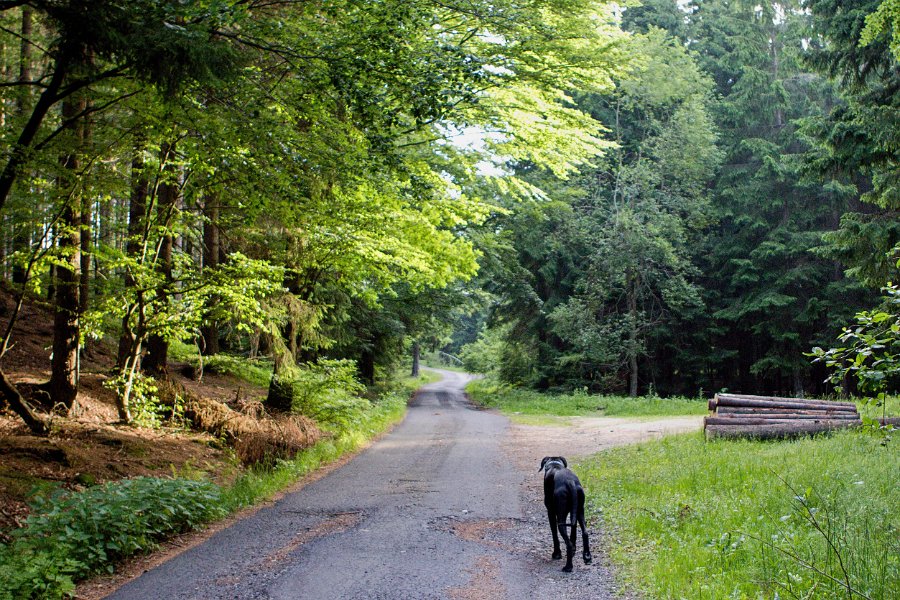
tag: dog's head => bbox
[539,456,568,473]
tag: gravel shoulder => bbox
[504,415,703,469]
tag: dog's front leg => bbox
[546,508,562,559]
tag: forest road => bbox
[106,369,642,600]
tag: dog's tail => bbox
[569,480,578,529]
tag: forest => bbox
[0,0,898,598]
[457,0,900,399]
[0,0,896,435]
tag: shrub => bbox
[102,372,164,428]
[811,281,900,423]
[287,360,370,432]
[0,477,226,600]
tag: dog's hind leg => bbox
[557,518,574,572]
[568,483,579,563]
[547,509,562,559]
[578,488,592,564]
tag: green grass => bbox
[466,377,708,418]
[576,431,899,600]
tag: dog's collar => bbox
[543,459,566,471]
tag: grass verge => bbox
[466,377,708,418]
[576,430,899,599]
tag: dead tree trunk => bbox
[0,368,49,434]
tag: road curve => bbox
[106,369,624,600]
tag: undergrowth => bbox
[466,376,708,417]
[577,431,899,599]
[169,341,273,388]
[0,478,225,600]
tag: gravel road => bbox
[105,370,675,600]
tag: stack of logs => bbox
[705,393,861,440]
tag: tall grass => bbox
[466,377,708,417]
[577,431,899,599]
[857,395,900,421]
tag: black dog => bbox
[539,456,592,572]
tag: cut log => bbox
[709,412,860,421]
[878,417,900,426]
[705,416,861,427]
[716,393,855,408]
[716,406,858,416]
[711,394,857,413]
[705,421,858,440]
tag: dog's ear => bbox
[560,456,568,468]
[539,456,550,472]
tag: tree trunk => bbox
[79,103,93,316]
[249,328,261,359]
[47,96,84,413]
[705,421,858,440]
[116,148,148,370]
[716,406,860,418]
[791,368,804,399]
[626,268,639,397]
[704,416,860,426]
[142,142,177,375]
[265,352,295,412]
[0,53,68,218]
[200,194,220,355]
[710,412,860,421]
[411,341,420,377]
[11,7,33,285]
[710,393,857,412]
[360,348,375,385]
